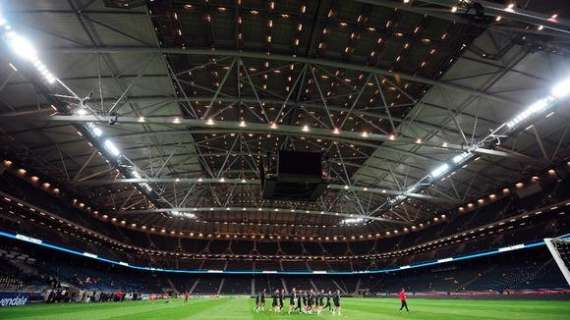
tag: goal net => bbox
[545,237,570,287]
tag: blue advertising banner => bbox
[0,292,29,307]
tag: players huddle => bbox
[255,288,342,315]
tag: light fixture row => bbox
[0,10,57,84]
[457,164,568,213]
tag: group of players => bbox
[255,288,342,315]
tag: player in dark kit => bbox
[278,289,284,312]
[307,289,315,313]
[399,288,409,312]
[295,290,303,313]
[255,292,261,312]
[260,289,266,311]
[255,290,265,312]
[255,291,261,312]
[272,289,279,313]
[317,289,325,314]
[288,288,297,314]
[324,290,332,312]
[333,289,341,315]
[315,290,323,314]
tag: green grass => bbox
[1,297,569,320]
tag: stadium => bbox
[0,0,570,319]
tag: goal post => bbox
[544,237,570,287]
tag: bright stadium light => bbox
[5,31,38,61]
[430,163,450,178]
[528,98,550,113]
[3,31,57,84]
[86,122,103,137]
[341,217,366,225]
[389,92,559,204]
[551,78,570,99]
[452,152,471,164]
[171,211,196,219]
[91,126,103,137]
[32,60,56,84]
[506,97,552,128]
[382,68,570,210]
[82,252,98,259]
[103,139,121,157]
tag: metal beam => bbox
[72,150,97,182]
[425,0,570,35]
[356,0,570,35]
[48,47,518,105]
[3,94,497,139]
[74,177,449,203]
[124,207,407,224]
[48,115,514,158]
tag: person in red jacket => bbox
[399,288,409,312]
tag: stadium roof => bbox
[1,0,570,241]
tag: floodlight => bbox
[430,163,450,178]
[32,60,57,84]
[92,126,103,137]
[506,97,552,128]
[551,78,570,99]
[76,108,88,116]
[341,217,365,224]
[103,139,121,157]
[452,152,471,164]
[5,31,38,61]
[527,98,549,113]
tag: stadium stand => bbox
[1,234,568,298]
[1,176,569,274]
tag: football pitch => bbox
[1,297,569,320]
